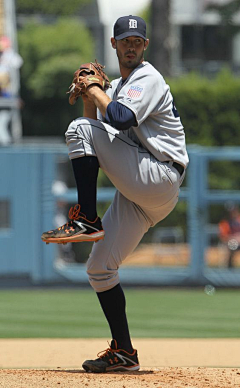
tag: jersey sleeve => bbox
[97,78,119,122]
[116,70,167,126]
[105,101,137,130]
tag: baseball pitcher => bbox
[41,15,189,373]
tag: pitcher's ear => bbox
[144,39,149,50]
[111,37,117,49]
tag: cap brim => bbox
[115,31,147,41]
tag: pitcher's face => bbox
[112,36,149,71]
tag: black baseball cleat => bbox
[41,204,105,244]
[82,339,140,373]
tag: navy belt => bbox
[166,161,184,176]
[172,162,184,176]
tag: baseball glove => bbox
[67,60,111,105]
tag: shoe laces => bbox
[69,204,98,223]
[57,204,99,231]
[68,204,82,220]
[97,341,117,360]
[58,204,83,231]
[97,340,136,363]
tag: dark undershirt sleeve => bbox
[105,101,137,130]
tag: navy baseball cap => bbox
[113,15,147,41]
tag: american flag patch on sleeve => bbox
[127,86,143,99]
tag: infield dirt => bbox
[1,339,240,387]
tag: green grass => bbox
[0,288,239,338]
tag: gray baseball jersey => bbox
[66,61,188,292]
[100,61,188,168]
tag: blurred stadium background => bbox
[1,0,240,289]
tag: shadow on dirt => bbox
[50,369,155,375]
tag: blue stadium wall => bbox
[1,144,240,287]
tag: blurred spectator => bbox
[0,36,23,146]
[0,36,23,92]
[219,204,240,268]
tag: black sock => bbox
[71,156,99,221]
[97,284,133,353]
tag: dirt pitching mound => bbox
[1,339,240,387]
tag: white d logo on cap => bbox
[129,19,137,29]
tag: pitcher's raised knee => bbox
[86,260,120,293]
[65,117,97,160]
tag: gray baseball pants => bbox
[65,118,182,292]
